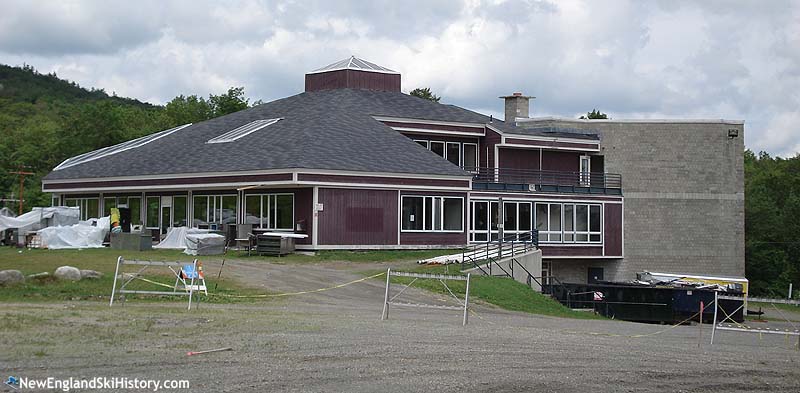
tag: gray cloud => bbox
[0,0,797,156]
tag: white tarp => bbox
[38,216,110,249]
[0,207,16,217]
[0,206,80,232]
[184,233,226,255]
[153,227,220,252]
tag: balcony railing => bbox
[470,167,622,195]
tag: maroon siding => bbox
[483,127,502,168]
[470,192,623,202]
[604,203,623,256]
[305,69,401,92]
[400,232,466,246]
[317,188,398,245]
[401,133,481,145]
[505,138,599,151]
[541,151,580,172]
[540,246,603,257]
[384,121,484,135]
[498,148,540,170]
[297,173,470,188]
[44,173,293,191]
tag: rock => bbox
[54,266,82,281]
[0,270,25,286]
[80,269,103,280]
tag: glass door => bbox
[160,196,173,235]
[580,155,591,186]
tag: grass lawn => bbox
[369,263,603,320]
[0,247,459,303]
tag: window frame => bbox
[240,193,295,231]
[400,195,464,233]
[463,142,478,172]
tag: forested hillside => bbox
[0,64,797,296]
[0,64,252,209]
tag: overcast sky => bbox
[1,0,798,156]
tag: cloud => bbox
[0,0,797,156]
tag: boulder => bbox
[54,266,82,281]
[80,269,103,280]
[0,270,24,286]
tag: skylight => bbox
[307,56,399,75]
[206,118,282,144]
[53,123,192,171]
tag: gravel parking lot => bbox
[2,260,799,392]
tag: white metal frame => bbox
[534,202,603,244]
[206,118,282,144]
[110,257,201,310]
[381,268,471,326]
[400,195,464,233]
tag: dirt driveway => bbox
[2,260,799,392]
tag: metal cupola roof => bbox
[306,56,399,75]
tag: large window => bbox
[192,195,237,228]
[535,202,602,244]
[102,196,142,225]
[64,197,99,221]
[243,193,294,230]
[471,201,602,244]
[414,139,479,171]
[401,196,463,232]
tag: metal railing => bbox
[459,230,538,276]
[471,167,622,191]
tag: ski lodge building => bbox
[42,57,745,283]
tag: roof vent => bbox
[206,118,282,144]
[54,123,192,170]
[305,56,401,92]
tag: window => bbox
[470,200,533,242]
[54,124,191,170]
[446,142,460,166]
[207,118,282,144]
[401,196,463,232]
[580,155,591,186]
[146,197,159,228]
[103,197,116,216]
[414,140,429,149]
[536,202,603,244]
[173,196,187,227]
[192,195,238,227]
[471,201,488,242]
[241,193,294,230]
[463,143,478,172]
[102,196,142,225]
[430,141,445,157]
[64,197,99,221]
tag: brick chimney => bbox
[500,92,534,124]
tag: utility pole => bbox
[9,166,34,215]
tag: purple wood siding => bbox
[317,188,398,245]
[305,69,401,92]
[44,173,293,191]
[400,232,466,246]
[540,246,603,257]
[504,138,599,151]
[604,203,623,256]
[498,148,540,170]
[541,151,580,172]
[294,188,313,245]
[483,127,502,168]
[297,174,470,188]
[384,121,484,135]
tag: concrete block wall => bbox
[521,119,745,282]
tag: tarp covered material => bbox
[184,233,226,255]
[0,207,16,217]
[153,227,216,251]
[0,206,80,232]
[38,216,110,249]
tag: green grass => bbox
[372,264,603,320]
[0,248,265,303]
[750,301,800,315]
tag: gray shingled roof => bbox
[44,88,599,181]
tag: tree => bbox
[209,86,249,117]
[409,87,440,102]
[579,109,608,119]
[164,95,212,125]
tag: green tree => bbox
[209,86,249,117]
[409,87,440,102]
[164,95,212,125]
[579,109,608,119]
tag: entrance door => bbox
[580,155,591,186]
[160,196,173,235]
[588,267,604,284]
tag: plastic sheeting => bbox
[38,216,110,249]
[184,233,226,255]
[153,227,223,254]
[0,206,80,232]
